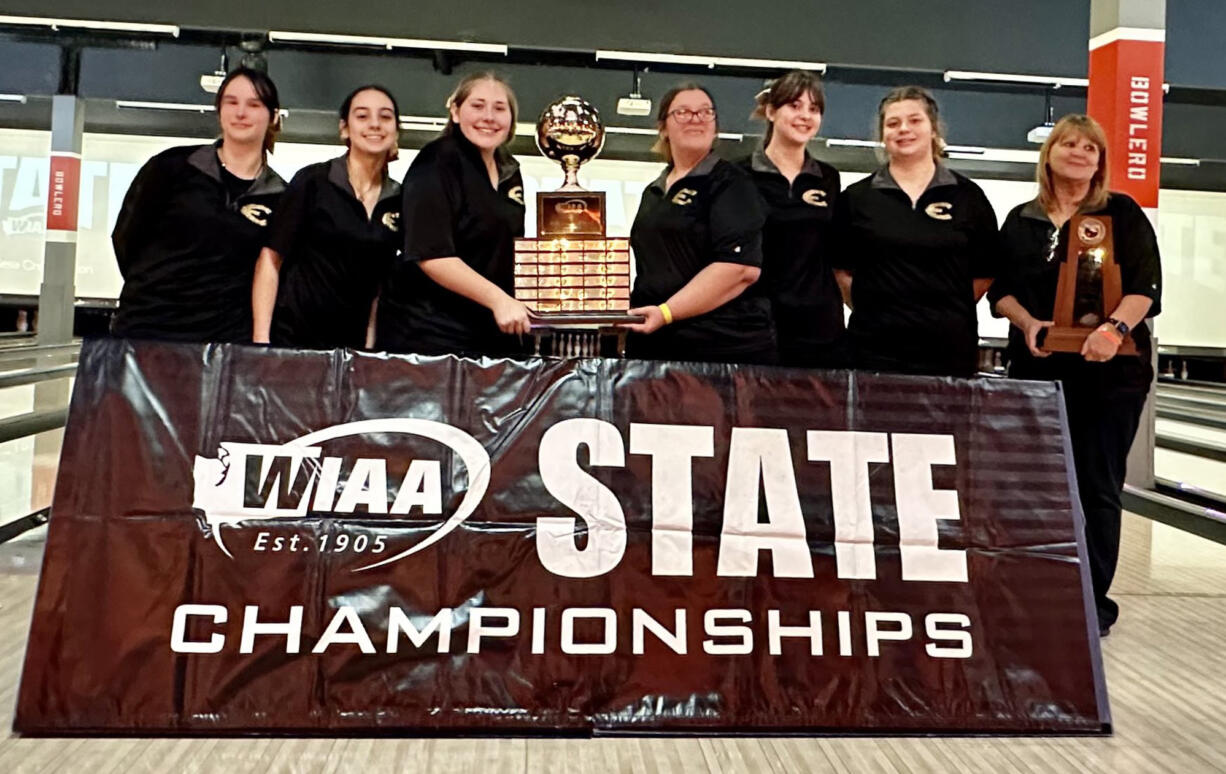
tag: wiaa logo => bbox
[192,419,490,572]
[554,199,590,215]
[1078,217,1106,246]
[2,211,43,236]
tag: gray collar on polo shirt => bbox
[328,153,400,203]
[1020,196,1109,224]
[1020,198,1052,222]
[649,150,721,193]
[750,147,824,177]
[496,153,521,185]
[870,162,957,193]
[188,141,285,198]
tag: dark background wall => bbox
[0,0,1097,75]
[1,0,1223,184]
[3,0,1224,84]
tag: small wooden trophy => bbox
[1040,214,1137,355]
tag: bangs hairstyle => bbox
[339,84,402,162]
[876,85,945,161]
[1037,114,1110,213]
[652,82,719,164]
[443,72,519,162]
[215,67,281,153]
[751,70,826,145]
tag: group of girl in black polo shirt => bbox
[112,67,1161,385]
[112,67,1162,638]
[116,68,529,356]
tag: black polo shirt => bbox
[111,143,285,343]
[990,193,1162,393]
[376,132,526,357]
[266,154,402,350]
[628,152,773,364]
[832,164,1000,377]
[738,148,844,366]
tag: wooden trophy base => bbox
[516,189,641,357]
[528,312,643,330]
[1041,327,1138,356]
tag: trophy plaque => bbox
[1040,214,1137,356]
[513,96,642,357]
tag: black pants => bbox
[1061,379,1147,629]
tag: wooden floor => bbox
[1,513,1224,773]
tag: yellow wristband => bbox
[658,303,674,325]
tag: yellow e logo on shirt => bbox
[802,189,828,207]
[924,202,953,220]
[508,186,525,205]
[240,204,272,226]
[671,188,698,206]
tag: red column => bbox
[1087,28,1165,210]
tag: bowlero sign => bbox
[1087,17,1165,211]
[16,340,1110,735]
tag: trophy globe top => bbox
[536,96,605,190]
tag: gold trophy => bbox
[514,96,642,357]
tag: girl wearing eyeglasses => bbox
[623,83,774,364]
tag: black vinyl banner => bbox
[16,339,1109,735]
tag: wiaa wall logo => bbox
[192,418,490,572]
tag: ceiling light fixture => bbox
[596,50,825,73]
[268,30,506,54]
[0,14,178,36]
[944,70,1088,88]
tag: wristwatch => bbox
[1104,317,1130,337]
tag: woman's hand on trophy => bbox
[622,305,666,334]
[493,295,532,336]
[1023,317,1054,358]
[1082,324,1122,362]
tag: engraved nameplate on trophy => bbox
[1041,214,1137,355]
[539,192,605,237]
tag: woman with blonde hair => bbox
[375,71,529,357]
[832,85,1000,377]
[990,113,1162,638]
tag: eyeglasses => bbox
[667,107,717,123]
